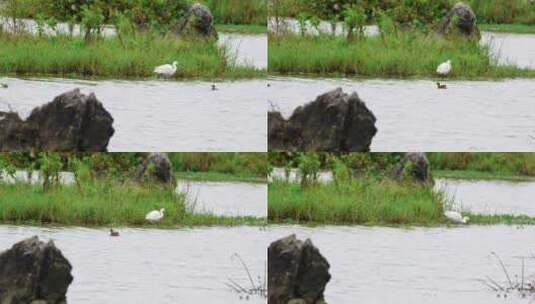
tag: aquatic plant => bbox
[480,252,535,298]
[226,253,267,299]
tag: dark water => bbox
[268,77,535,151]
[0,77,267,151]
[269,225,535,304]
[437,178,535,216]
[0,226,267,304]
[177,180,267,217]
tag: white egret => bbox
[145,208,165,222]
[154,61,178,77]
[444,211,469,224]
[436,60,452,77]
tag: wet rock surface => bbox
[391,153,434,185]
[436,2,480,38]
[268,235,331,304]
[0,236,73,304]
[0,89,114,152]
[134,153,177,187]
[269,88,377,152]
[176,3,218,38]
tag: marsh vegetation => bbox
[0,153,267,226]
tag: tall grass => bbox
[203,0,267,25]
[466,0,535,25]
[428,153,535,177]
[0,180,263,226]
[0,31,263,79]
[169,153,267,179]
[269,32,535,78]
[268,178,445,225]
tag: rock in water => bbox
[176,3,218,38]
[391,152,434,185]
[268,88,377,151]
[268,235,331,304]
[0,89,114,152]
[0,236,73,304]
[134,153,177,187]
[436,2,480,39]
[0,111,38,150]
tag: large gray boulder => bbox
[269,88,377,152]
[0,89,114,152]
[176,3,218,38]
[0,236,73,304]
[268,235,330,304]
[391,153,434,185]
[436,2,480,39]
[134,153,177,187]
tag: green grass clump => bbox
[0,31,264,80]
[268,32,535,78]
[468,213,535,225]
[268,178,445,225]
[176,171,266,183]
[203,0,267,25]
[215,24,268,34]
[170,153,267,181]
[0,180,263,227]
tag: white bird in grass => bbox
[444,211,469,224]
[154,61,178,77]
[436,60,452,77]
[145,208,165,222]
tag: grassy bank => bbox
[480,23,535,34]
[433,170,535,181]
[203,0,267,26]
[170,153,267,181]
[216,24,267,34]
[268,179,446,225]
[0,181,264,227]
[428,153,535,178]
[269,33,535,78]
[0,32,264,80]
[176,171,266,183]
